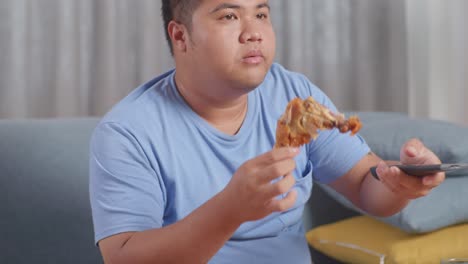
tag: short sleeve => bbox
[89,122,165,245]
[307,90,371,183]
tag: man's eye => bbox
[257,13,268,19]
[223,13,238,20]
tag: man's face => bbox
[183,0,276,91]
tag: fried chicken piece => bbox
[274,97,362,148]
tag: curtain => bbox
[0,0,173,118]
[406,0,468,125]
[271,0,408,113]
[0,1,466,125]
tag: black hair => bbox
[161,0,200,55]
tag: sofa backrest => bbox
[1,112,411,263]
[1,118,102,264]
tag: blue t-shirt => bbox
[89,63,370,264]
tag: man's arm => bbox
[99,189,242,264]
[328,138,445,217]
[98,147,299,264]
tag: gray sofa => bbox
[2,118,102,264]
[2,116,356,263]
[4,113,431,264]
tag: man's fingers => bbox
[377,163,401,192]
[390,167,423,189]
[401,144,426,165]
[260,159,297,182]
[263,173,296,198]
[377,161,446,198]
[378,162,419,191]
[402,138,424,157]
[243,147,298,184]
[400,138,441,165]
[422,172,445,187]
[400,138,424,156]
[267,189,297,212]
[255,147,300,167]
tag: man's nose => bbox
[239,25,262,43]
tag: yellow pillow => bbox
[306,216,468,264]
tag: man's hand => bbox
[224,147,299,223]
[375,138,446,199]
[98,147,300,264]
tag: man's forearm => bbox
[109,189,242,264]
[359,168,410,217]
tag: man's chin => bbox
[239,67,269,88]
[233,74,266,91]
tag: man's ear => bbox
[168,21,188,53]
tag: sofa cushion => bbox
[318,112,468,234]
[319,175,468,234]
[354,112,468,167]
[306,216,468,264]
[1,118,101,264]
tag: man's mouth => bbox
[242,50,264,64]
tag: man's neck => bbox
[174,73,249,135]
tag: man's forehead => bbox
[199,0,270,11]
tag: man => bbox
[89,0,445,263]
